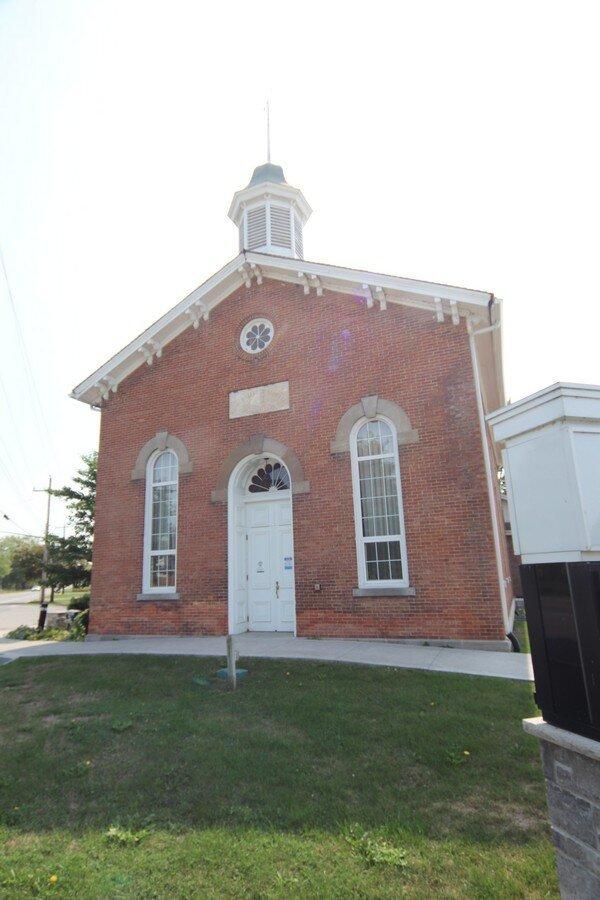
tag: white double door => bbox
[246,497,295,632]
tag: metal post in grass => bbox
[226,635,237,690]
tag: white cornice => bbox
[71,251,498,407]
[487,382,600,443]
[71,254,246,406]
[245,252,493,307]
[228,182,312,225]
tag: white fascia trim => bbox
[487,382,600,426]
[490,300,505,405]
[71,253,247,405]
[467,319,511,634]
[468,302,505,454]
[245,252,493,310]
[72,251,496,406]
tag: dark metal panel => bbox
[522,561,600,742]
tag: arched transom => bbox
[247,459,290,494]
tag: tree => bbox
[46,534,92,590]
[52,452,97,541]
[0,537,44,589]
[47,452,97,589]
[0,537,18,586]
[0,536,43,589]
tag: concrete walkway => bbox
[0,633,533,681]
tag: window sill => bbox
[137,592,181,602]
[353,587,416,598]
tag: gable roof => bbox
[71,250,504,412]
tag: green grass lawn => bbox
[26,589,89,608]
[0,588,86,608]
[0,656,556,898]
[514,618,531,653]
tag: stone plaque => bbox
[229,381,290,420]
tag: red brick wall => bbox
[89,279,506,642]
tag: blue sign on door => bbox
[284,556,293,570]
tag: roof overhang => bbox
[228,182,312,225]
[71,250,502,407]
[475,298,505,415]
[487,382,600,444]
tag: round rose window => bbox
[240,318,274,354]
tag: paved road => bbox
[0,591,44,636]
[0,590,40,605]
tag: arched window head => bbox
[143,449,179,592]
[248,459,290,494]
[351,418,409,587]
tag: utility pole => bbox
[33,476,52,631]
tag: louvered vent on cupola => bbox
[293,213,303,259]
[270,205,292,250]
[246,205,268,251]
[229,162,311,260]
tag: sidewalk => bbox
[0,632,534,681]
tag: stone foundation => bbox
[524,717,600,899]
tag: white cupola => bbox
[228,163,311,259]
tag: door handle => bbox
[275,580,280,598]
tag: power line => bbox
[0,364,66,534]
[0,438,43,536]
[0,367,37,483]
[0,521,68,539]
[0,431,28,489]
[0,452,12,484]
[0,437,40,523]
[0,240,58,466]
[0,508,31,536]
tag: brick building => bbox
[73,162,514,649]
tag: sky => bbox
[1,0,599,539]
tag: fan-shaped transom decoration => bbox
[248,460,290,493]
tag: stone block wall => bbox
[525,717,600,899]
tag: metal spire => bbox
[266,99,271,163]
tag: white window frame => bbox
[142,449,179,594]
[350,415,409,589]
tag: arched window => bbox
[143,449,178,592]
[350,418,409,587]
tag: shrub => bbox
[67,593,90,612]
[72,608,89,635]
[5,625,37,641]
[6,622,86,642]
